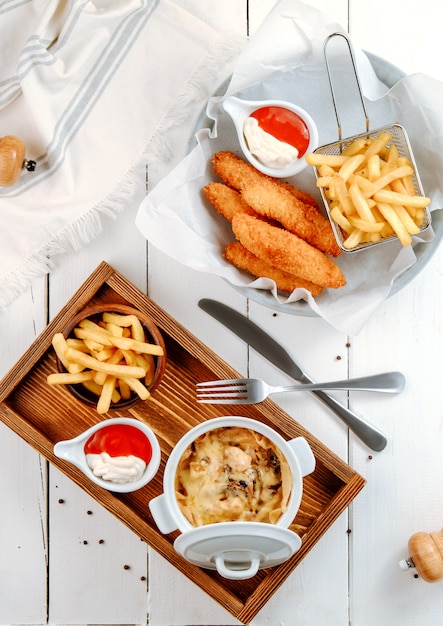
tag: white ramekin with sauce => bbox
[222,96,319,178]
[149,416,315,580]
[54,417,161,493]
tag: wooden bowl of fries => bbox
[49,303,166,414]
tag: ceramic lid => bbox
[173,522,302,580]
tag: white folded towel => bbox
[0,0,243,308]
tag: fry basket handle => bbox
[323,32,369,141]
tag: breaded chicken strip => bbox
[232,214,346,289]
[212,150,266,190]
[204,181,281,229]
[280,181,318,208]
[212,150,318,207]
[225,241,324,296]
[284,186,341,256]
[204,182,256,222]
[241,179,341,257]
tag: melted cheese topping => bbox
[175,427,292,526]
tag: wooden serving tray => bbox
[0,262,365,624]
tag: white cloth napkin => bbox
[0,0,244,308]
[136,0,443,335]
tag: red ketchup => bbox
[84,424,152,464]
[250,106,310,157]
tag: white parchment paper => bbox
[136,0,443,335]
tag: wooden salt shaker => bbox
[400,529,443,582]
[0,135,36,186]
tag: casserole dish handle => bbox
[288,437,316,477]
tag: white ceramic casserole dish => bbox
[149,416,315,579]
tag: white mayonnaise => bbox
[243,116,299,169]
[86,452,146,484]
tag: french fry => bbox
[342,138,370,156]
[78,318,106,333]
[367,154,381,181]
[107,334,164,356]
[373,189,430,209]
[95,347,117,362]
[369,232,382,243]
[316,175,333,188]
[130,318,145,343]
[305,153,349,167]
[94,370,108,386]
[135,353,156,385]
[332,174,354,216]
[376,202,412,246]
[330,205,352,233]
[121,348,137,367]
[52,333,84,374]
[385,142,399,167]
[349,182,376,223]
[124,377,151,401]
[66,337,90,352]
[105,322,125,337]
[363,132,392,160]
[82,379,105,397]
[352,174,376,197]
[415,208,426,222]
[338,154,365,182]
[97,376,119,415]
[348,216,385,233]
[82,378,120,402]
[102,312,137,327]
[342,228,364,249]
[318,164,336,177]
[106,348,125,365]
[51,333,70,369]
[390,178,408,196]
[47,371,95,385]
[74,326,113,345]
[367,165,413,196]
[118,378,132,401]
[392,205,421,235]
[402,174,416,196]
[103,312,146,342]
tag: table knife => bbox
[198,298,387,451]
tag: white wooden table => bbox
[1,1,442,624]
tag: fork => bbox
[196,372,405,404]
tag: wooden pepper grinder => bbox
[0,135,36,187]
[400,529,443,582]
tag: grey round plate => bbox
[199,53,442,317]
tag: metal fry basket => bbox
[312,32,431,253]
